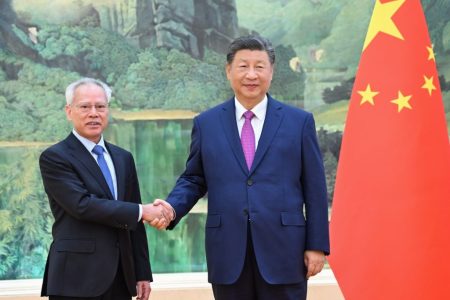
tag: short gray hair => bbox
[65,78,112,104]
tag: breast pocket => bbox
[268,136,300,165]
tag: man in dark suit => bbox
[39,78,173,300]
[154,35,330,299]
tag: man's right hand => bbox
[142,199,175,230]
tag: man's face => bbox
[65,83,109,143]
[226,49,274,107]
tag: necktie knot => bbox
[243,110,254,120]
[92,145,104,156]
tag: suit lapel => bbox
[105,142,125,201]
[250,97,283,175]
[219,99,249,174]
[64,133,114,199]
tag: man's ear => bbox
[65,104,72,121]
[225,63,231,80]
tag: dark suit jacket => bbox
[167,95,330,285]
[39,133,152,297]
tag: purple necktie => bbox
[241,110,255,170]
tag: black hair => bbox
[226,35,275,65]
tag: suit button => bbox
[243,209,248,215]
[247,179,253,186]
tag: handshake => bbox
[142,199,175,230]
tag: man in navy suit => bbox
[156,35,330,299]
[39,78,172,300]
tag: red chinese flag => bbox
[328,0,450,299]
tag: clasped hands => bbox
[142,199,175,230]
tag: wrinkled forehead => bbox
[73,83,108,102]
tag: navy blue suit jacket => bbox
[39,133,152,297]
[167,95,330,285]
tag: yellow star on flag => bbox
[363,0,406,51]
[427,45,435,61]
[391,91,412,112]
[358,84,379,106]
[421,75,436,96]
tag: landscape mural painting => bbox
[0,0,449,280]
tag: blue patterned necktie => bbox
[92,145,115,199]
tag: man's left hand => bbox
[304,250,326,279]
[136,280,151,300]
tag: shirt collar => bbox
[72,129,107,154]
[235,95,268,121]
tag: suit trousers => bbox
[212,224,307,300]
[49,260,131,300]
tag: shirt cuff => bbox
[138,204,143,221]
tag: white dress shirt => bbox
[72,129,143,220]
[235,95,268,150]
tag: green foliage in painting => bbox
[317,0,372,75]
[422,0,450,52]
[0,149,53,279]
[236,0,366,70]
[317,129,342,202]
[444,91,450,111]
[36,25,138,83]
[237,0,343,47]
[443,91,450,130]
[0,68,6,81]
[0,51,77,141]
[114,48,230,111]
[322,78,354,104]
[270,45,305,102]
